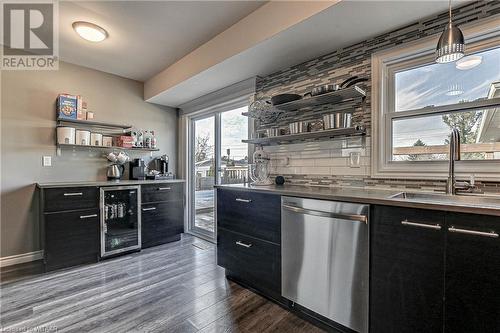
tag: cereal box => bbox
[57,94,78,120]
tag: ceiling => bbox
[59,1,265,81]
[148,0,460,106]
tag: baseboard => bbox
[0,251,44,267]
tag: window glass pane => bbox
[221,106,249,185]
[392,108,500,161]
[395,47,500,112]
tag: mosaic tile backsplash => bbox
[255,1,500,193]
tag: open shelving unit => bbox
[242,126,366,146]
[243,85,367,146]
[55,118,159,154]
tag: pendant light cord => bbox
[449,0,452,23]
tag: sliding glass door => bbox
[189,106,249,241]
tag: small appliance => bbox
[107,164,124,180]
[249,147,273,186]
[130,158,146,180]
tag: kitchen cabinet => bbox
[44,209,100,271]
[445,212,500,333]
[371,205,500,333]
[216,188,281,299]
[370,205,445,333]
[141,183,184,248]
[41,187,100,271]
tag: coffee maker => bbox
[129,158,146,180]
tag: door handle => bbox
[401,220,441,230]
[282,203,367,223]
[142,207,156,211]
[236,241,252,248]
[235,198,252,203]
[157,187,171,191]
[80,214,98,219]
[448,226,498,238]
[64,192,83,196]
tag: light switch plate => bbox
[42,156,52,167]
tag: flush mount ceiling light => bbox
[435,0,465,63]
[456,55,482,70]
[72,21,108,42]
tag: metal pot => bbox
[323,112,353,129]
[289,121,308,134]
[107,164,125,180]
[266,127,281,137]
[305,84,339,97]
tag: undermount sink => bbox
[388,191,500,207]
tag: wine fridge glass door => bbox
[100,186,141,257]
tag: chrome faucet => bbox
[446,128,475,195]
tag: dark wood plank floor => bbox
[0,235,324,333]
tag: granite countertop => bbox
[215,184,500,217]
[37,179,185,188]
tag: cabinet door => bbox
[370,206,445,333]
[217,189,281,244]
[141,201,183,248]
[217,228,280,296]
[445,213,500,333]
[44,209,99,271]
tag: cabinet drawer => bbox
[43,187,99,212]
[141,183,183,203]
[217,189,280,244]
[374,205,445,228]
[217,228,280,295]
[141,201,184,248]
[44,208,99,270]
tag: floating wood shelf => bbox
[242,126,366,146]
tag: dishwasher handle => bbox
[282,203,367,223]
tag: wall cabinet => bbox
[371,205,500,333]
[216,188,281,299]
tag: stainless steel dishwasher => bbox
[281,196,369,333]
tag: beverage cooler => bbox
[100,186,141,257]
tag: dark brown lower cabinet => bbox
[217,228,281,297]
[445,213,500,333]
[44,208,99,271]
[141,200,184,248]
[370,205,445,333]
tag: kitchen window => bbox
[372,18,500,179]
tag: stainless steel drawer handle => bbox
[448,226,498,238]
[64,192,83,196]
[80,214,98,219]
[235,198,252,203]
[157,187,171,191]
[282,203,367,223]
[401,220,441,230]
[235,241,252,248]
[142,207,156,211]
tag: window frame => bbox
[372,16,500,180]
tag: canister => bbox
[56,127,76,145]
[102,136,113,147]
[90,133,103,146]
[75,130,91,145]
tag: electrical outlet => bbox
[42,156,52,167]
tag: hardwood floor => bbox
[0,235,324,333]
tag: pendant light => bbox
[435,0,465,63]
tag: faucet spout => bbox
[447,128,461,195]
